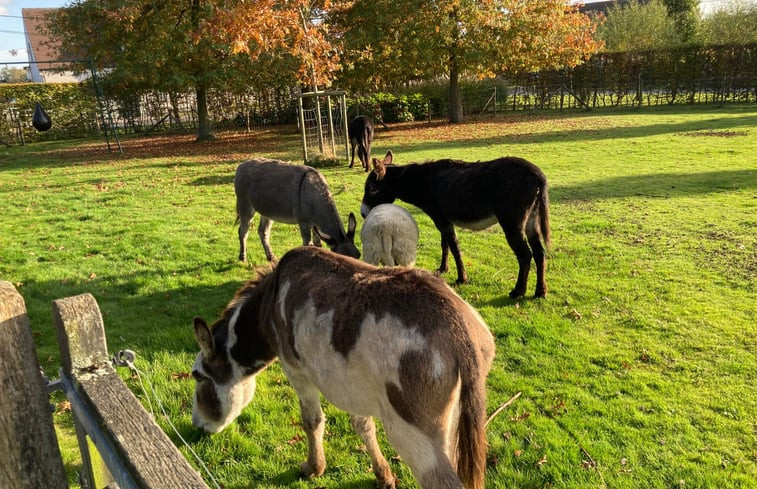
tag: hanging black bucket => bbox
[32,102,52,132]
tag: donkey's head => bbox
[191,316,258,433]
[314,212,360,258]
[361,150,396,218]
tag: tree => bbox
[0,67,28,83]
[661,0,700,44]
[48,1,333,141]
[597,0,679,52]
[210,0,338,91]
[330,0,601,123]
[700,0,757,45]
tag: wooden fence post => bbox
[0,281,68,489]
[52,292,209,489]
[52,292,116,489]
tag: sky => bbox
[0,0,737,66]
[0,0,68,64]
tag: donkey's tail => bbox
[457,358,488,489]
[539,182,551,249]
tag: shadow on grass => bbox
[17,264,254,364]
[190,174,235,186]
[552,169,757,202]
[253,469,381,489]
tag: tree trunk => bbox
[195,83,215,141]
[448,54,463,124]
[448,6,463,124]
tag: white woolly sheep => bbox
[360,203,419,267]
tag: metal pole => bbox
[88,59,122,154]
[326,95,336,157]
[298,96,308,163]
[341,93,349,161]
[314,92,324,154]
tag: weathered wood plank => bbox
[53,293,209,489]
[0,281,67,489]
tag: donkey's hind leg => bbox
[350,415,396,489]
[258,216,276,262]
[349,139,357,168]
[499,214,533,299]
[237,203,254,262]
[382,417,463,489]
[526,209,547,297]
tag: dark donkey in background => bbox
[361,151,551,298]
[235,158,359,262]
[191,246,494,489]
[348,115,374,171]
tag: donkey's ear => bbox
[372,158,386,180]
[194,317,214,358]
[347,212,357,237]
[313,226,334,246]
[383,150,393,165]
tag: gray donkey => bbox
[235,158,360,262]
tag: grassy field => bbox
[0,104,755,489]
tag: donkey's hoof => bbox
[238,255,246,262]
[378,476,397,489]
[534,287,547,298]
[509,288,526,299]
[299,460,325,478]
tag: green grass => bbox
[1,104,755,489]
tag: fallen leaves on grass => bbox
[680,130,749,138]
[546,398,568,417]
[566,308,582,320]
[287,433,304,445]
[509,411,531,422]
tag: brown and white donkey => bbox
[191,246,495,489]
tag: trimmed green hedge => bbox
[352,79,509,123]
[0,82,99,143]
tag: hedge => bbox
[0,82,100,143]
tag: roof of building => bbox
[578,0,647,16]
[22,8,67,69]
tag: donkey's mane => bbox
[216,265,274,328]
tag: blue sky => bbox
[0,0,68,64]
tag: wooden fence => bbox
[0,281,209,489]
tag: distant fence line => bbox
[502,44,757,112]
[1,44,754,144]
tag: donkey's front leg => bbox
[299,222,319,247]
[436,230,451,275]
[437,223,467,283]
[297,392,327,478]
[350,415,396,489]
